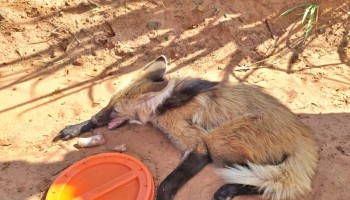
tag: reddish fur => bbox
[102,57,318,200]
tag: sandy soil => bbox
[0,0,349,199]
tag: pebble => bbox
[147,20,161,30]
[94,35,108,45]
[0,9,9,20]
[72,57,84,66]
[108,144,127,152]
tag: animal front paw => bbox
[52,120,94,142]
[52,125,81,141]
[156,182,175,200]
[214,184,238,200]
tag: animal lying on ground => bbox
[53,56,318,200]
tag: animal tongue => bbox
[108,118,126,130]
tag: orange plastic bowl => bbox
[46,153,154,200]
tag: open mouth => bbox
[108,118,127,130]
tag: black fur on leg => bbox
[157,151,211,200]
[52,120,97,142]
[214,184,263,200]
[156,79,219,115]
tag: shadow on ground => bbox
[0,112,349,200]
[0,1,349,200]
[0,0,349,115]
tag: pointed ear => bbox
[140,79,176,113]
[135,55,167,81]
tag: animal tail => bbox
[216,146,318,200]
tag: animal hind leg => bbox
[157,151,211,200]
[214,184,263,200]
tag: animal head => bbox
[91,56,175,129]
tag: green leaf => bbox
[280,3,311,16]
[281,3,319,44]
[304,6,317,43]
[302,6,311,24]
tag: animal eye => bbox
[110,109,119,118]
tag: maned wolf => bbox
[54,56,318,200]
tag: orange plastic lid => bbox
[46,153,154,200]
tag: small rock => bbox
[0,9,9,20]
[50,51,59,58]
[91,49,98,56]
[108,144,127,152]
[197,4,205,12]
[147,20,161,30]
[115,48,133,56]
[148,30,157,39]
[235,65,251,71]
[72,57,83,66]
[49,32,59,38]
[213,8,220,15]
[0,139,11,146]
[94,35,108,45]
[107,37,120,48]
[114,44,134,56]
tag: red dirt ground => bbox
[0,0,349,199]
